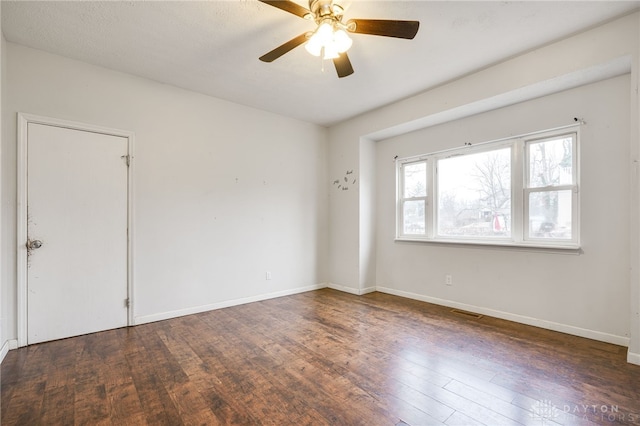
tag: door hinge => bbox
[121,155,131,167]
[125,298,130,308]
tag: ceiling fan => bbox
[258,0,420,78]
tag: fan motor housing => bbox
[309,0,341,19]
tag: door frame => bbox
[16,113,136,347]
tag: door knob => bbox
[27,239,43,250]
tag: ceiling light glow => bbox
[305,21,352,60]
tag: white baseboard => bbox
[0,340,18,364]
[0,341,9,363]
[327,282,376,295]
[361,286,376,295]
[327,282,361,295]
[376,286,630,347]
[134,283,327,325]
[7,281,634,365]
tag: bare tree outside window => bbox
[437,148,511,238]
[527,137,574,239]
[396,129,578,247]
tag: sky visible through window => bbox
[437,148,511,237]
[398,131,576,246]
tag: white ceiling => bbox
[2,1,639,126]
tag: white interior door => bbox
[27,122,129,344]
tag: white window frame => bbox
[433,141,514,244]
[396,126,580,250]
[523,133,579,244]
[397,157,429,237]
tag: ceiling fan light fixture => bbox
[258,0,419,78]
[304,20,352,59]
[322,44,339,60]
[333,28,352,52]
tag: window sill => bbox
[395,237,582,254]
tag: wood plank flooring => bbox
[2,289,640,425]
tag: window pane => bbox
[403,200,425,235]
[403,162,426,198]
[528,190,572,239]
[528,136,573,188]
[437,148,511,237]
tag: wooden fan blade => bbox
[346,19,420,39]
[333,53,354,78]
[258,0,311,19]
[259,33,308,62]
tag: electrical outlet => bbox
[445,274,452,286]
[266,271,272,280]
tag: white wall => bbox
[2,43,328,343]
[359,138,376,294]
[327,130,361,293]
[376,75,630,342]
[2,9,639,365]
[632,11,640,366]
[0,4,5,361]
[328,12,640,360]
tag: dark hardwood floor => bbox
[2,289,640,425]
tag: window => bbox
[399,161,427,235]
[525,135,576,241]
[397,127,579,248]
[437,147,511,239]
